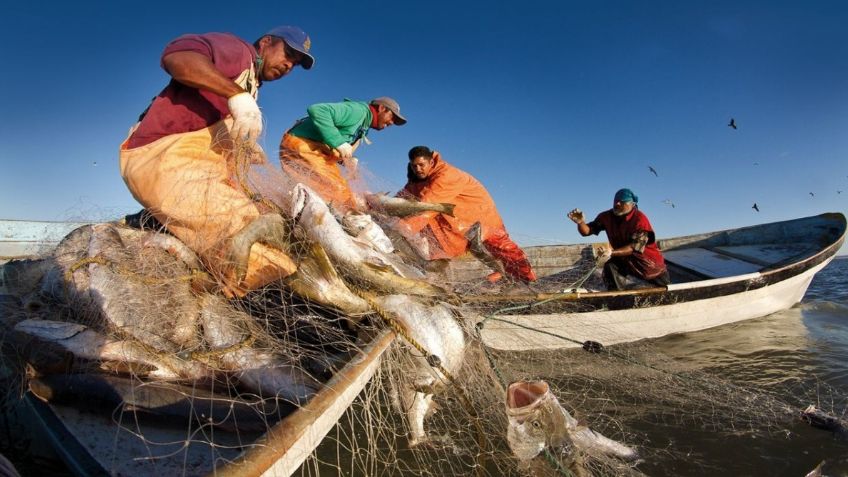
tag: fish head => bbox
[506,380,573,460]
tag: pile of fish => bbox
[1,184,471,443]
[1,184,644,473]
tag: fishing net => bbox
[1,143,846,477]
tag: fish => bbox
[365,193,456,218]
[465,221,505,275]
[86,223,200,351]
[290,184,450,298]
[506,380,639,462]
[13,319,210,380]
[371,294,466,446]
[28,373,281,433]
[283,242,372,318]
[198,293,323,404]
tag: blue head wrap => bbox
[614,188,638,204]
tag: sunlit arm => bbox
[162,51,245,99]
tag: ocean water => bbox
[629,256,848,476]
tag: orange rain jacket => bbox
[397,153,536,281]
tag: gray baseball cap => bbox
[370,97,407,125]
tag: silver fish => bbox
[290,184,449,298]
[365,193,456,218]
[13,319,209,380]
[506,380,639,461]
[198,293,323,404]
[86,223,199,350]
[283,243,371,317]
[372,294,466,446]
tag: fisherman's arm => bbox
[613,230,650,257]
[162,51,245,98]
[567,209,593,236]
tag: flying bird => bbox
[752,203,760,212]
[728,118,737,129]
[809,192,815,197]
[92,161,97,166]
[753,162,759,166]
[661,199,675,208]
[838,190,842,194]
[648,166,658,177]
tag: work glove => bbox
[227,92,263,142]
[567,208,585,224]
[335,142,354,159]
[595,246,612,267]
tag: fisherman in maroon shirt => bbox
[567,188,670,290]
[119,26,315,297]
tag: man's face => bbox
[258,37,304,81]
[410,156,435,180]
[372,105,396,130]
[612,200,635,216]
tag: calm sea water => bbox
[3,258,847,476]
[630,256,848,476]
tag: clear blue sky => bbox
[2,1,846,254]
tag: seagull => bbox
[752,203,760,212]
[809,192,815,197]
[648,166,658,177]
[661,199,675,208]
[728,118,737,129]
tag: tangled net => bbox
[1,144,846,477]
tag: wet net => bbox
[1,143,846,477]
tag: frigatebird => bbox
[728,118,737,129]
[752,203,760,212]
[648,166,658,177]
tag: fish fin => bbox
[441,203,456,217]
[308,243,340,280]
[363,261,395,273]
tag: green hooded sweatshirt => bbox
[288,99,372,149]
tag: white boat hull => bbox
[478,257,833,351]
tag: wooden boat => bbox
[0,219,396,476]
[451,212,846,351]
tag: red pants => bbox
[483,229,537,282]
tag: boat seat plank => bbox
[710,244,815,268]
[663,247,761,278]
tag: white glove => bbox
[568,208,585,224]
[336,142,354,159]
[227,92,262,142]
[595,246,612,267]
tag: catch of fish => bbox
[0,181,647,474]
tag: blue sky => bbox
[2,1,846,254]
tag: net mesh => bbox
[0,146,845,477]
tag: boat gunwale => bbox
[464,212,847,312]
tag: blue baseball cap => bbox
[264,25,315,69]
